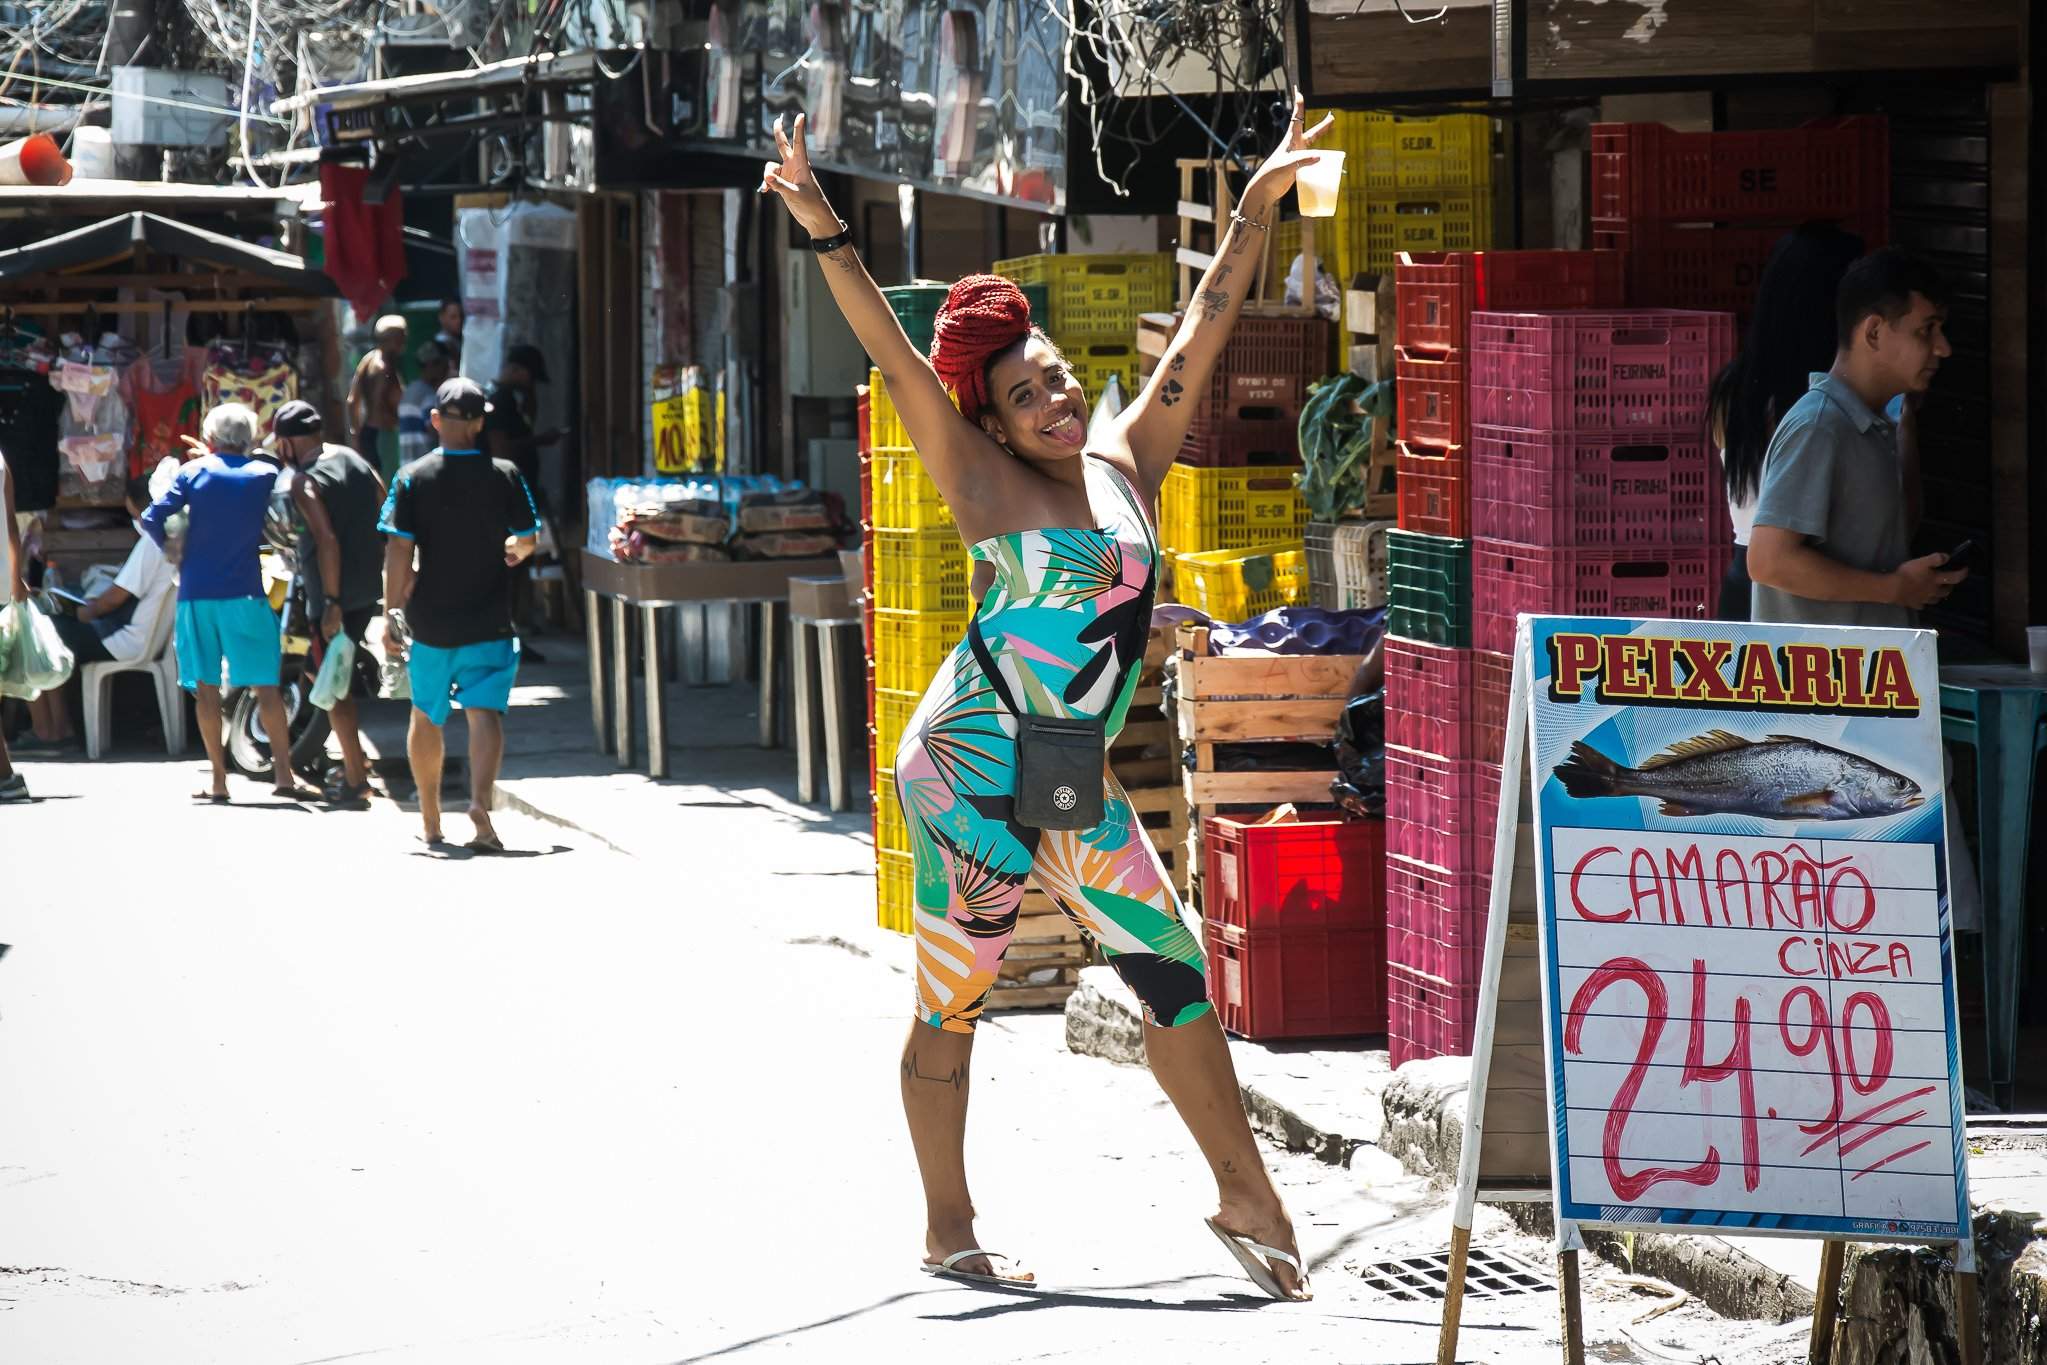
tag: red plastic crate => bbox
[1395,440,1471,540]
[1596,219,1886,321]
[1590,117,1890,228]
[1384,636,1477,759]
[1468,309,1734,434]
[857,391,871,455]
[1178,430,1300,469]
[1207,919,1387,1040]
[1388,962,1481,1066]
[1396,250,1628,354]
[1386,745,1502,875]
[1469,425,1714,549]
[1386,853,1491,986]
[1202,814,1386,934]
[1395,346,1467,447]
[1471,539,1714,655]
[1470,648,1513,768]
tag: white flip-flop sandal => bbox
[920,1248,1037,1288]
[1205,1217,1311,1300]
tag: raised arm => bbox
[1116,92,1332,491]
[759,115,988,496]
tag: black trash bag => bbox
[1330,687,1385,816]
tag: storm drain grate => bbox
[1356,1246,1554,1302]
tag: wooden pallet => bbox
[1176,157,1318,317]
[1170,621,1360,913]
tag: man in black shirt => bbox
[274,400,386,804]
[485,342,563,662]
[379,378,539,850]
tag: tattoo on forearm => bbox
[902,1050,967,1090]
[1197,287,1231,323]
[1160,378,1184,407]
[1170,353,1186,373]
[826,246,856,274]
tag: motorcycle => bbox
[221,536,332,782]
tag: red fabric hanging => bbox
[320,162,408,319]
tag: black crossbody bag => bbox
[968,618,1106,831]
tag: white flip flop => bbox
[1205,1217,1310,1300]
[920,1248,1037,1288]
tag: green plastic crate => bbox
[1387,530,1472,646]
[884,282,1048,353]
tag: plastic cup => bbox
[1294,150,1345,218]
[2029,626,2047,674]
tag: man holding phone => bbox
[1747,247,1966,624]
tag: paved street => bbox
[0,741,1789,1364]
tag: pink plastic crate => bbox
[1387,853,1491,987]
[1471,539,1714,655]
[1471,648,1513,767]
[1469,425,1715,549]
[1386,745,1502,874]
[1388,962,1481,1066]
[1468,309,1734,433]
[1384,637,1478,759]
[1396,250,1628,354]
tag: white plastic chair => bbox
[82,598,185,760]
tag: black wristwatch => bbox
[809,220,854,254]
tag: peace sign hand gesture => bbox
[1240,89,1334,219]
[759,114,841,240]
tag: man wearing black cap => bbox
[274,401,387,804]
[379,377,540,851]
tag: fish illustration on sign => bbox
[1553,729,1925,821]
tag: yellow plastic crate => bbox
[868,368,908,450]
[873,608,966,694]
[993,252,1173,336]
[878,848,916,934]
[873,689,924,761]
[1174,543,1309,622]
[870,450,953,532]
[1058,338,1142,404]
[874,766,910,854]
[1161,464,1309,558]
[1309,110,1493,192]
[871,528,969,614]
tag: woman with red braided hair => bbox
[763,96,1331,1301]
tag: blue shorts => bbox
[176,596,282,690]
[408,638,519,726]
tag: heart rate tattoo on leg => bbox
[903,1050,969,1090]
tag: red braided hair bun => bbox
[929,273,1034,422]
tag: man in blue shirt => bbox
[142,403,317,802]
[381,379,540,850]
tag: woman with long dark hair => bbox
[761,101,1329,1299]
[1708,222,1866,619]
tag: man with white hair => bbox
[142,402,317,802]
[346,314,409,480]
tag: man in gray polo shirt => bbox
[1749,246,1977,932]
[1749,247,1964,624]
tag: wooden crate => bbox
[1170,621,1360,914]
[984,908,1094,1012]
[1176,158,1319,318]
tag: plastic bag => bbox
[0,599,76,699]
[308,631,355,712]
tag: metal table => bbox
[787,575,864,811]
[581,551,843,778]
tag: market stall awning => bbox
[0,211,336,293]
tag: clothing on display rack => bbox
[202,350,298,432]
[126,354,203,475]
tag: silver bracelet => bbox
[1230,210,1270,234]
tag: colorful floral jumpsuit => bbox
[893,456,1210,1034]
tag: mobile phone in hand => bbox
[1945,538,1978,573]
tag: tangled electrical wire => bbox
[1053,0,1295,198]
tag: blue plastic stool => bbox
[1939,664,2047,1110]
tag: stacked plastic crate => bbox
[1589,117,1888,326]
[1307,111,1496,289]
[865,367,968,934]
[1588,117,1888,578]
[993,252,1172,411]
[1382,251,1627,1066]
[1147,311,1332,619]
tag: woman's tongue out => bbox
[1039,408,1085,449]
